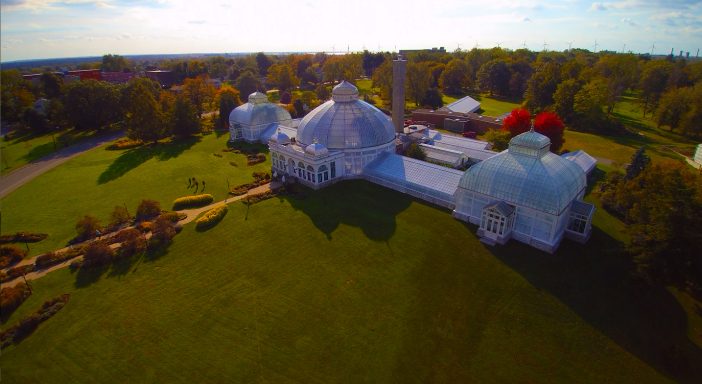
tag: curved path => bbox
[2,181,280,286]
[0,130,124,199]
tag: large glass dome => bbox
[458,130,586,215]
[296,81,395,150]
[229,92,292,128]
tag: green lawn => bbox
[2,180,700,382]
[0,128,109,172]
[562,94,697,170]
[0,132,270,256]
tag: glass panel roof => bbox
[459,150,586,215]
[365,153,464,200]
[297,100,395,150]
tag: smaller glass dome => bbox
[270,129,290,145]
[229,92,292,128]
[305,140,329,157]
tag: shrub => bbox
[246,153,266,165]
[2,265,34,283]
[0,282,31,318]
[34,251,78,269]
[158,211,184,223]
[0,245,27,269]
[149,216,177,249]
[109,205,131,229]
[107,138,142,150]
[1,294,70,349]
[0,232,48,244]
[136,199,161,221]
[69,259,83,271]
[243,190,277,206]
[136,221,153,233]
[195,205,228,230]
[115,228,146,258]
[172,194,214,210]
[213,153,223,158]
[75,215,101,241]
[82,241,115,268]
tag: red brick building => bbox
[411,109,503,134]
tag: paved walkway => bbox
[2,181,280,287]
[0,130,124,199]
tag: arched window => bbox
[307,165,314,182]
[279,155,285,162]
[272,152,278,158]
[318,165,329,182]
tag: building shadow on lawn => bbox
[488,227,702,383]
[281,180,412,241]
[98,136,200,184]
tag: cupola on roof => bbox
[458,129,586,215]
[296,81,395,150]
[248,91,269,104]
[332,81,359,102]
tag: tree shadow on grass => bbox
[98,136,201,184]
[281,180,412,241]
[487,227,702,383]
[74,263,109,288]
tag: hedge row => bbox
[1,264,34,283]
[195,205,228,230]
[0,232,48,244]
[172,194,214,210]
[34,247,83,269]
[243,190,278,206]
[1,294,70,349]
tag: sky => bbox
[1,0,701,62]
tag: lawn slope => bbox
[2,181,695,383]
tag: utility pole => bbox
[568,41,573,51]
[594,40,598,53]
[543,41,548,52]
[651,43,655,55]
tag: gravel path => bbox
[1,181,280,287]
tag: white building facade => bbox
[268,81,395,189]
[453,129,595,253]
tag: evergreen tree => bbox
[625,147,650,180]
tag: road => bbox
[0,130,124,199]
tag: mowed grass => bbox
[3,180,699,383]
[0,128,106,172]
[0,132,269,255]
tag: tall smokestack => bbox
[392,55,407,133]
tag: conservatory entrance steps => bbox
[479,237,496,246]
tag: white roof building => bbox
[443,95,481,114]
[453,129,596,253]
[257,81,596,254]
[229,92,292,143]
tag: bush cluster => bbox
[149,216,177,249]
[0,245,27,269]
[1,264,34,283]
[136,199,161,221]
[195,205,228,230]
[0,282,31,318]
[246,153,266,166]
[34,250,81,269]
[0,232,48,244]
[115,228,146,258]
[1,294,70,349]
[230,172,271,196]
[81,241,115,268]
[243,190,277,206]
[172,194,214,210]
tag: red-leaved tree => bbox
[502,108,531,136]
[534,111,565,153]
